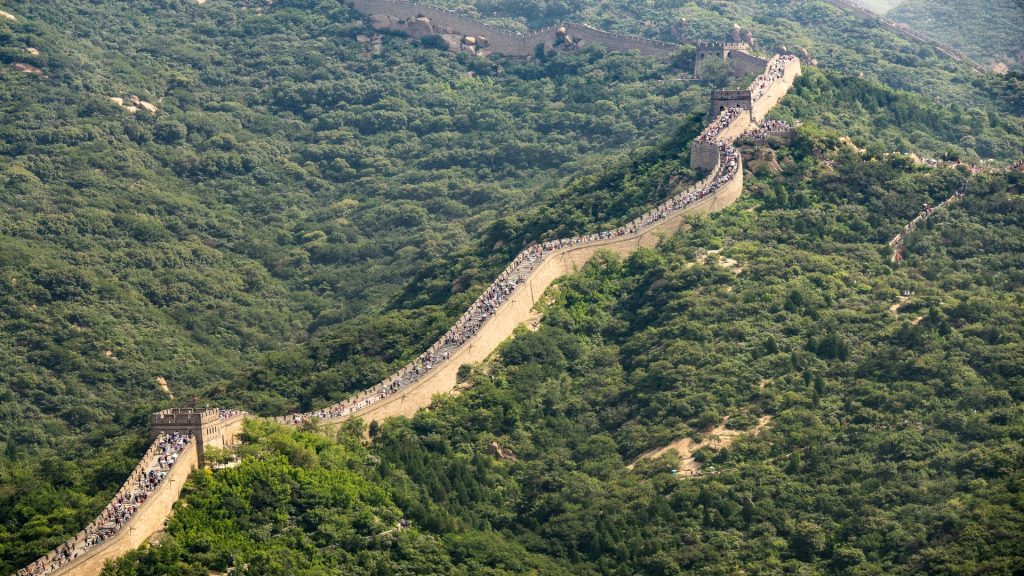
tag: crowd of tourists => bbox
[282,139,744,426]
[697,105,746,144]
[218,408,244,420]
[742,118,792,142]
[749,54,797,102]
[19,433,193,576]
[891,185,966,263]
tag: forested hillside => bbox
[887,0,1024,73]
[105,130,1024,575]
[0,0,704,567]
[1,0,1023,572]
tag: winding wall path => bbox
[349,0,681,59]
[16,51,803,576]
[818,0,986,73]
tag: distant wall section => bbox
[348,0,681,59]
[711,89,753,117]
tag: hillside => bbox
[0,0,703,569]
[2,0,1023,573]
[104,132,1024,575]
[887,0,1024,73]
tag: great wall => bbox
[817,0,986,73]
[350,0,680,58]
[15,11,810,576]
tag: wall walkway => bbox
[20,441,198,576]
[349,0,680,59]
[17,37,803,576]
[817,0,985,73]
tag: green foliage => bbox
[1,0,1023,572]
[888,0,1024,72]
[0,1,700,569]
[105,141,1024,575]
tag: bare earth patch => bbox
[889,295,909,314]
[687,249,743,273]
[628,415,772,477]
[156,376,174,399]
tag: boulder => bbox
[12,63,42,75]
[409,15,433,37]
[487,441,518,462]
[440,33,462,52]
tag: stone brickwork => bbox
[151,408,218,464]
[750,58,802,121]
[19,28,804,576]
[711,89,753,117]
[350,0,680,59]
[322,161,741,425]
[21,441,198,576]
[694,41,767,76]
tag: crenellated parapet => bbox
[349,0,681,59]
[17,32,805,576]
[693,40,771,77]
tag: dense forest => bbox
[1,0,1022,572]
[105,129,1024,574]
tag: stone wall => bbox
[711,89,753,117]
[324,163,741,425]
[690,141,722,171]
[729,50,770,76]
[151,408,220,463]
[560,23,678,59]
[349,0,681,59]
[694,41,752,76]
[691,110,752,170]
[29,442,199,576]
[750,58,801,121]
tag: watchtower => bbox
[151,408,224,464]
[694,41,750,76]
[710,89,752,118]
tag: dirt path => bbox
[628,415,772,476]
[889,295,909,314]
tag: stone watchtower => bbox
[151,408,238,464]
[694,41,750,76]
[710,89,753,118]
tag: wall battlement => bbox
[694,40,767,77]
[19,26,805,576]
[816,0,984,73]
[349,0,681,59]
